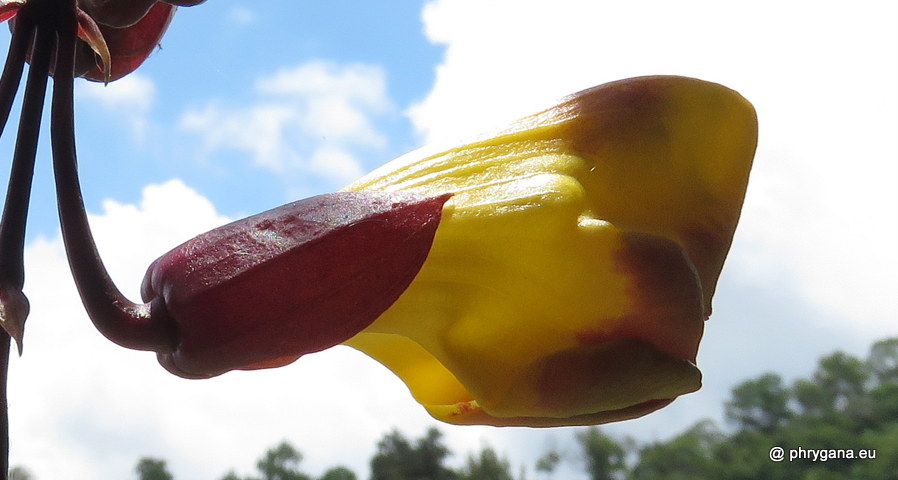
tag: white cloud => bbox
[76,73,156,141]
[411,0,898,336]
[180,60,391,186]
[227,6,256,25]
[308,144,365,180]
[257,62,390,113]
[180,102,300,172]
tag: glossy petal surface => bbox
[342,76,757,426]
[140,191,449,379]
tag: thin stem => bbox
[0,20,34,478]
[51,15,175,353]
[0,18,55,480]
[0,334,7,480]
[0,16,31,139]
[0,22,54,285]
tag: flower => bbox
[339,75,757,426]
[93,75,755,427]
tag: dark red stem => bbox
[0,29,34,471]
[0,15,31,138]
[50,12,176,353]
[0,25,53,285]
[0,17,29,480]
[0,13,54,478]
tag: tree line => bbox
[11,337,898,479]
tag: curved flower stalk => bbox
[0,0,204,474]
[340,75,757,426]
[0,0,201,354]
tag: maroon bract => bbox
[137,192,449,378]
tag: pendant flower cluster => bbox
[0,0,757,439]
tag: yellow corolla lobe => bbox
[342,75,756,426]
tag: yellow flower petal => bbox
[343,75,757,426]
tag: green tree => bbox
[256,441,311,480]
[864,338,898,423]
[370,430,415,480]
[792,378,830,417]
[791,350,873,439]
[319,466,357,480]
[867,337,898,385]
[136,458,174,480]
[724,373,791,433]
[576,427,625,480]
[370,427,457,480]
[629,420,722,480]
[814,352,869,411]
[459,446,513,480]
[535,450,560,478]
[869,380,898,421]
[415,428,457,480]
[852,422,898,480]
[713,340,898,480]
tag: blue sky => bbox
[8,0,444,238]
[2,1,897,479]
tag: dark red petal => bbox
[0,3,21,23]
[141,191,450,379]
[79,2,175,82]
[78,0,158,28]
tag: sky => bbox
[1,0,896,478]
